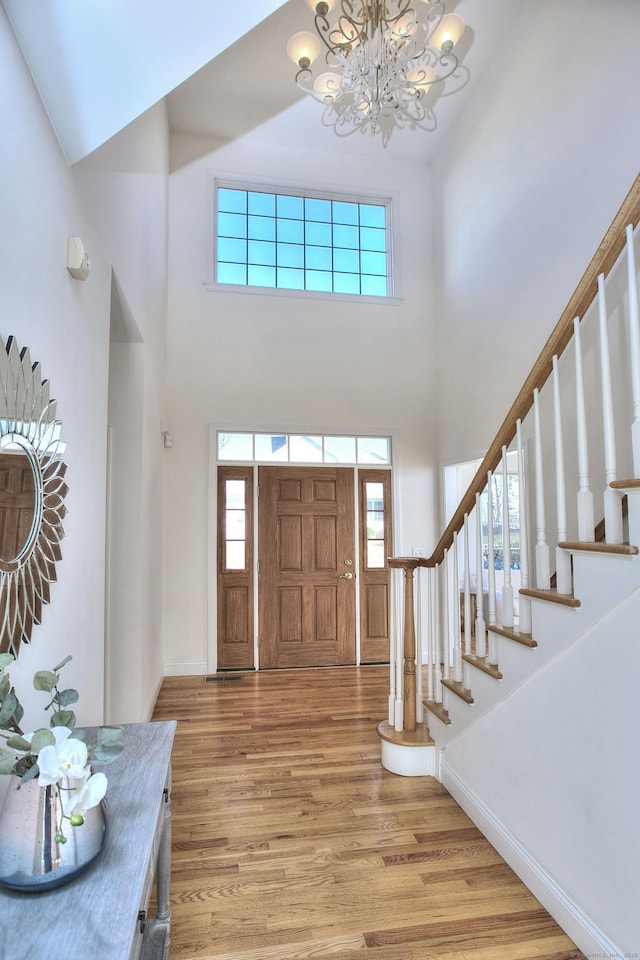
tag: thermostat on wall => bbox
[67,237,91,281]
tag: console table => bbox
[0,720,176,960]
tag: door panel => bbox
[259,466,355,668]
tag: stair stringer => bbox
[427,550,640,749]
[437,579,640,958]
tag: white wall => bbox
[0,6,111,731]
[2,0,286,163]
[442,579,640,954]
[432,0,640,475]
[0,8,169,732]
[73,104,171,722]
[163,136,438,673]
[427,2,640,953]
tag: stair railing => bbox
[389,173,640,735]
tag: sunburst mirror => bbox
[0,336,67,657]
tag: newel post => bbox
[389,557,421,733]
[402,565,416,732]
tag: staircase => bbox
[380,171,640,762]
[378,173,640,956]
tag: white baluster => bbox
[434,562,443,701]
[463,514,472,655]
[394,567,403,731]
[501,446,514,626]
[452,532,463,683]
[416,569,423,725]
[533,389,551,587]
[552,357,572,594]
[442,548,450,682]
[487,472,498,665]
[389,567,398,724]
[475,491,487,657]
[426,566,434,703]
[575,317,595,541]
[598,273,624,543]
[626,224,640,477]
[516,420,532,633]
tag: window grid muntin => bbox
[216,184,390,297]
[217,432,391,465]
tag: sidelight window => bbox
[364,482,386,569]
[224,478,248,571]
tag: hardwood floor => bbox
[152,666,582,960]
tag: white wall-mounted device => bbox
[67,237,91,281]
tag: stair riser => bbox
[427,550,640,749]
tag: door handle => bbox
[339,572,353,580]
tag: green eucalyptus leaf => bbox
[0,748,18,774]
[57,688,79,707]
[13,701,24,726]
[91,743,124,764]
[51,710,76,729]
[52,655,72,672]
[30,728,55,752]
[0,673,10,698]
[97,725,125,746]
[5,735,32,752]
[0,691,18,726]
[0,653,15,670]
[33,670,58,693]
[71,728,87,743]
[19,763,40,785]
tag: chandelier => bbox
[287,0,466,143]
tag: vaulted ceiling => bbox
[2,0,520,166]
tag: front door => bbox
[258,465,356,668]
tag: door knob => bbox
[339,572,353,580]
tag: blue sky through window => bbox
[216,185,389,297]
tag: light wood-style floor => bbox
[152,666,582,960]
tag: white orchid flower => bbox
[64,771,108,821]
[37,728,90,787]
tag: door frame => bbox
[207,424,398,673]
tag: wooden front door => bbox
[258,466,356,668]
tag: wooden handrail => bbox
[399,172,640,570]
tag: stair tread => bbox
[558,540,638,555]
[377,720,435,747]
[462,653,503,679]
[441,678,474,703]
[424,699,451,725]
[519,586,581,607]
[487,624,538,647]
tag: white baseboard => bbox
[163,660,208,677]
[441,761,624,959]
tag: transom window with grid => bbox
[215,184,390,297]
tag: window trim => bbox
[207,173,402,304]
